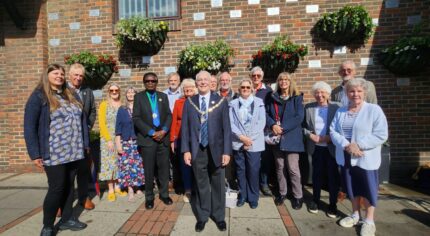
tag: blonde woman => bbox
[266,72,305,209]
[115,87,145,202]
[99,83,126,201]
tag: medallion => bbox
[152,113,158,119]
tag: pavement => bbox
[0,173,429,236]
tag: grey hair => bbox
[339,60,357,72]
[167,72,180,81]
[311,81,332,95]
[345,78,368,93]
[195,70,211,81]
[218,71,232,82]
[237,78,254,96]
[180,78,197,95]
[125,86,136,106]
[250,66,264,77]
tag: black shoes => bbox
[308,201,319,214]
[216,221,227,231]
[160,196,173,205]
[292,198,303,210]
[249,202,258,209]
[236,198,246,207]
[261,186,272,196]
[40,226,56,236]
[145,200,154,209]
[58,219,87,231]
[327,204,338,218]
[195,221,206,232]
[275,195,286,205]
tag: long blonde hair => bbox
[36,63,81,112]
[105,82,122,105]
[275,72,300,97]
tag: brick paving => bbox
[277,203,300,236]
[115,194,184,236]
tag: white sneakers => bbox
[339,216,376,236]
[360,222,376,236]
[339,216,359,228]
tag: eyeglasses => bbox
[340,68,353,73]
[144,80,158,84]
[109,89,119,93]
[240,86,251,89]
[252,74,262,78]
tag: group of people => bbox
[24,60,388,236]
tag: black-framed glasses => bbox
[144,80,158,84]
[241,86,251,89]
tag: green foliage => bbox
[64,51,118,89]
[251,35,308,81]
[379,35,430,75]
[178,40,235,78]
[115,16,168,47]
[314,5,374,45]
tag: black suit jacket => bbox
[180,93,232,167]
[80,88,96,129]
[133,90,172,147]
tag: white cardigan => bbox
[330,102,388,170]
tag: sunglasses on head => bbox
[241,86,251,89]
[144,80,158,84]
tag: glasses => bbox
[240,86,251,89]
[109,89,119,93]
[144,80,158,84]
[340,68,353,73]
[252,74,262,78]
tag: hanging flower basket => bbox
[115,16,169,56]
[65,51,118,90]
[251,35,308,82]
[379,35,430,75]
[178,40,235,78]
[314,5,374,46]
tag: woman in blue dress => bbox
[115,87,145,202]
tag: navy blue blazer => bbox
[180,93,232,167]
[24,89,89,161]
[266,91,305,153]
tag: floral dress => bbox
[116,107,145,188]
[99,101,119,181]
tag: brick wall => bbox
[1,0,429,183]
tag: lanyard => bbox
[146,91,158,112]
[274,102,280,122]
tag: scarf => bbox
[238,95,254,128]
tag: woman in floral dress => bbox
[115,87,145,202]
[99,83,127,202]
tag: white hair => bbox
[345,78,368,92]
[195,70,211,81]
[312,81,332,95]
[250,66,264,77]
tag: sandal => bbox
[115,189,127,197]
[107,192,116,202]
[136,190,144,199]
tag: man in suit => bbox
[133,72,173,210]
[181,70,232,232]
[331,60,377,106]
[68,63,96,210]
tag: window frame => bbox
[113,0,181,22]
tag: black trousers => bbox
[43,159,82,227]
[191,146,225,223]
[139,142,170,201]
[76,154,91,202]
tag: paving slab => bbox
[0,173,47,188]
[0,173,16,181]
[0,189,46,209]
[171,215,228,236]
[230,198,280,218]
[230,217,288,236]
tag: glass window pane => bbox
[118,0,147,19]
[148,0,178,18]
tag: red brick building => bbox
[1,0,429,184]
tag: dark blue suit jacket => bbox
[180,93,232,167]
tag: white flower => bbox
[404,46,410,50]
[416,56,420,59]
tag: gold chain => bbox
[187,96,225,116]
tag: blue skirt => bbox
[341,152,379,207]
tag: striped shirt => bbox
[342,111,358,140]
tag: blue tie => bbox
[200,97,208,147]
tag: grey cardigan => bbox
[303,101,341,157]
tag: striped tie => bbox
[200,97,208,147]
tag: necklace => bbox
[187,97,225,116]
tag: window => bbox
[117,0,180,19]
